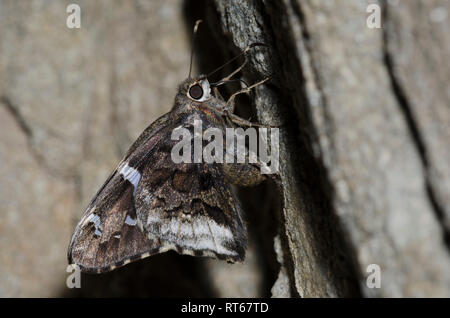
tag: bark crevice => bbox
[382,2,450,250]
[208,0,364,297]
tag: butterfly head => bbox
[185,75,212,102]
[173,76,226,117]
[176,75,216,106]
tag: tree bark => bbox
[207,0,450,297]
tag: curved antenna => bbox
[188,20,203,79]
[206,42,268,78]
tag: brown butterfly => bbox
[68,22,274,273]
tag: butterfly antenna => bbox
[188,20,202,79]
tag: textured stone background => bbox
[0,0,449,297]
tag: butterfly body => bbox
[68,75,267,273]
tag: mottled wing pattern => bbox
[135,142,247,262]
[68,110,247,272]
[68,112,172,273]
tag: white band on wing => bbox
[125,215,137,226]
[119,162,142,195]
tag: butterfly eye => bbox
[189,84,203,100]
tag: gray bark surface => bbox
[209,0,450,297]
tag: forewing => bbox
[68,112,173,273]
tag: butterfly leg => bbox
[212,42,267,100]
[226,77,270,109]
[213,87,224,101]
[225,77,270,114]
[215,43,266,84]
[220,77,276,129]
[214,103,276,128]
[227,112,277,128]
[218,55,248,85]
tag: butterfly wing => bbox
[133,110,247,262]
[68,110,247,272]
[68,112,172,273]
[135,157,247,263]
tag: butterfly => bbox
[67,23,275,273]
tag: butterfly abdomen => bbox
[223,163,267,187]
